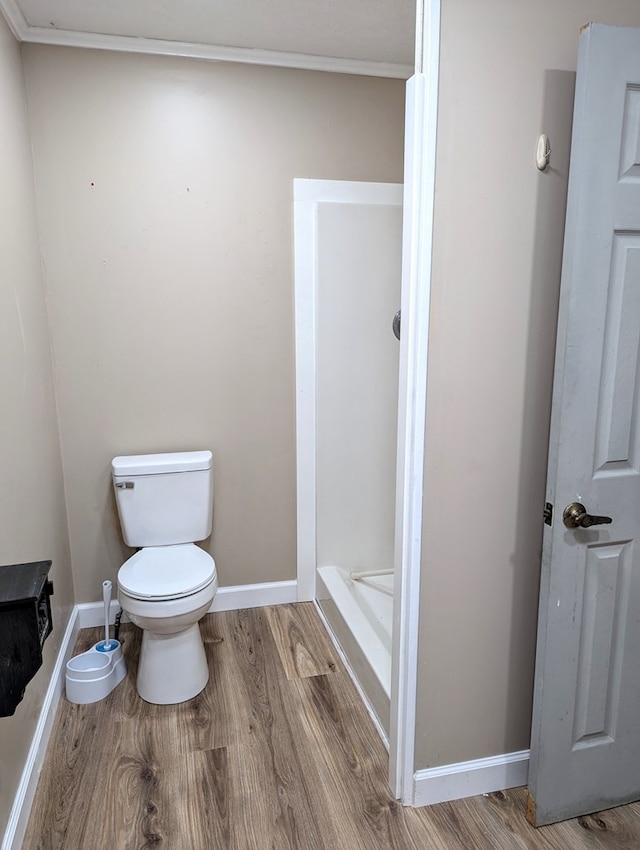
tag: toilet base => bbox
[137,623,209,704]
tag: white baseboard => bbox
[1,608,80,850]
[412,749,530,807]
[76,599,124,629]
[210,579,298,612]
[74,580,299,628]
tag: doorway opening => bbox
[294,178,403,735]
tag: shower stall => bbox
[294,178,402,734]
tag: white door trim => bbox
[293,0,440,805]
[389,0,441,803]
[293,178,404,604]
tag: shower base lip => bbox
[350,568,394,581]
[317,564,391,698]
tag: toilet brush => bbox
[98,579,116,652]
[65,578,127,702]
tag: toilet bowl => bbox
[118,543,218,704]
[112,451,218,705]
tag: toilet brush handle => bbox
[103,580,112,649]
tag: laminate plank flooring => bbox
[264,603,338,679]
[24,603,640,850]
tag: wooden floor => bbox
[25,603,640,849]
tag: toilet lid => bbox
[118,543,216,601]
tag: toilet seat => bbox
[118,543,216,601]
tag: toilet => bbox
[112,450,218,704]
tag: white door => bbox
[529,23,640,826]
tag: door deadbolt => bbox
[562,502,612,529]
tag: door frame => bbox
[293,0,441,806]
[388,0,441,803]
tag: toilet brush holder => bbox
[65,641,126,704]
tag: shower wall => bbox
[316,200,402,575]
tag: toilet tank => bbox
[112,451,213,547]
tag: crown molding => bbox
[0,2,412,79]
[0,0,27,39]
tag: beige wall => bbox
[21,46,405,602]
[416,0,640,770]
[0,17,74,835]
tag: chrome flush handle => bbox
[392,310,401,341]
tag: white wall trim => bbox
[293,179,404,206]
[0,4,412,79]
[1,607,80,850]
[210,579,298,612]
[388,0,441,805]
[0,0,26,39]
[293,180,318,603]
[412,750,530,807]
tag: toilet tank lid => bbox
[112,450,212,476]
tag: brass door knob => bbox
[562,502,613,529]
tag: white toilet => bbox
[112,450,218,705]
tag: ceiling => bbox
[0,0,415,78]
